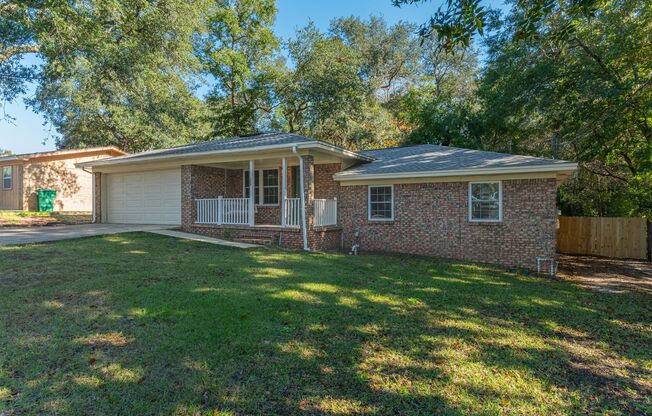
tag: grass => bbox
[1,233,650,415]
[0,210,91,227]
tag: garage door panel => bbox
[106,169,181,225]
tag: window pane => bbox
[263,187,278,204]
[262,169,278,204]
[263,169,278,186]
[369,186,393,219]
[471,183,499,202]
[472,201,499,220]
[2,167,11,189]
[470,183,500,220]
[291,166,300,198]
[244,171,260,204]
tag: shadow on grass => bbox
[0,232,651,415]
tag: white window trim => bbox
[468,181,503,222]
[2,166,12,191]
[368,185,394,221]
[243,169,280,207]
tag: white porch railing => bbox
[314,198,337,226]
[284,197,300,227]
[195,197,249,225]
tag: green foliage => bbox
[267,21,400,149]
[3,0,212,152]
[200,0,279,138]
[478,0,652,217]
[393,0,600,48]
[0,1,37,112]
[391,41,480,147]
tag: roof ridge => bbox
[363,143,558,162]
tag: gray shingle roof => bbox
[105,132,316,162]
[337,144,576,178]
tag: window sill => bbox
[468,220,503,226]
[367,219,395,225]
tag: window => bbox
[469,181,502,222]
[290,166,300,198]
[2,166,11,190]
[262,169,279,205]
[368,185,393,221]
[243,169,279,205]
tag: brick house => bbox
[81,133,577,269]
[0,147,125,211]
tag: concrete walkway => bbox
[148,229,259,248]
[0,224,170,246]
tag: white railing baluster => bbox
[195,197,250,225]
[314,198,337,226]
[283,197,300,227]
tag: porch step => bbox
[234,236,273,246]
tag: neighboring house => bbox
[0,147,126,212]
[81,133,577,268]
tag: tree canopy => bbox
[1,0,650,216]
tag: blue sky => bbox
[0,0,507,154]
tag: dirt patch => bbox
[0,212,91,227]
[557,254,652,294]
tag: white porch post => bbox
[298,155,308,251]
[248,160,255,226]
[281,157,287,227]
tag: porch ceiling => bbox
[196,149,345,170]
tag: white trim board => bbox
[334,163,578,182]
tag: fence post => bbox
[647,220,652,261]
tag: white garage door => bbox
[106,169,181,225]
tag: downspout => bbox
[292,146,309,251]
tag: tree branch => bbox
[0,44,40,62]
[0,2,19,13]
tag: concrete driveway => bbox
[0,224,172,246]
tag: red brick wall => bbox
[181,165,238,230]
[225,169,242,198]
[314,163,340,199]
[189,224,305,249]
[309,227,342,251]
[255,206,281,224]
[339,178,558,269]
[181,161,558,268]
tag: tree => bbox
[478,0,652,216]
[390,38,480,147]
[0,0,39,116]
[329,16,420,97]
[269,21,402,149]
[2,0,211,152]
[392,0,603,48]
[200,0,278,138]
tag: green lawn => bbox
[1,233,650,415]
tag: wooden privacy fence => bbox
[557,216,649,260]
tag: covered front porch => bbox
[181,154,341,250]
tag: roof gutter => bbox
[80,141,373,169]
[333,162,579,181]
